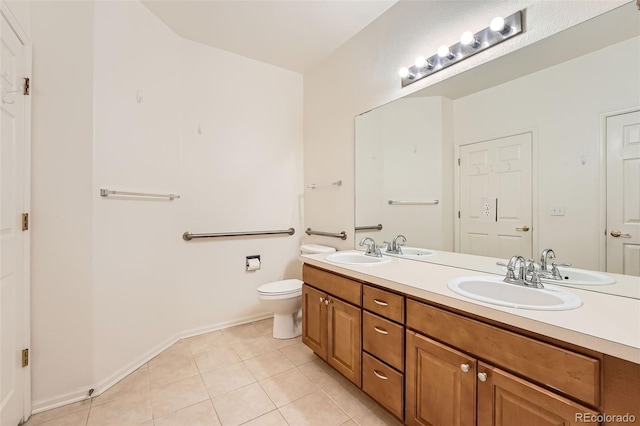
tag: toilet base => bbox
[272,309,302,339]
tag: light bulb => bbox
[460,31,478,47]
[399,67,410,78]
[437,45,453,59]
[490,16,508,34]
[414,56,432,69]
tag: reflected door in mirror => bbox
[459,133,532,259]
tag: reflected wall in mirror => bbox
[355,2,640,298]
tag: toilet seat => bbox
[257,279,303,297]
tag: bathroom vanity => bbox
[300,253,640,426]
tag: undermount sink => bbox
[499,265,615,286]
[325,251,392,266]
[447,276,583,310]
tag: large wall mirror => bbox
[355,2,640,299]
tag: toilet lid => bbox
[257,279,303,295]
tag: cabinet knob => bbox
[460,364,470,373]
[477,372,488,382]
[319,297,325,303]
[324,298,330,305]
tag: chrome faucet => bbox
[385,234,406,254]
[359,237,382,257]
[540,248,556,271]
[504,255,544,288]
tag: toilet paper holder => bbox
[246,255,261,271]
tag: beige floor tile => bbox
[240,410,287,426]
[279,342,316,366]
[148,355,199,388]
[268,336,301,349]
[149,340,192,367]
[298,358,341,382]
[340,421,359,426]
[87,391,152,426]
[279,391,349,426]
[211,383,275,426]
[231,336,277,360]
[194,347,242,374]
[154,400,220,426]
[150,375,209,418]
[251,318,274,336]
[25,409,89,426]
[321,380,377,419]
[185,331,231,355]
[243,350,295,381]
[351,405,404,426]
[259,368,318,407]
[92,367,150,407]
[221,324,262,343]
[26,400,91,425]
[201,362,256,398]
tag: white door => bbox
[1,13,29,426]
[607,111,640,276]
[459,133,532,259]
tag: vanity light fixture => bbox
[398,10,523,87]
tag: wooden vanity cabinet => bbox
[302,265,362,386]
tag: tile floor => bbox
[24,319,403,426]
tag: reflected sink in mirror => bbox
[325,251,392,266]
[385,247,436,258]
[498,265,616,286]
[447,276,583,311]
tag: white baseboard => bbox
[31,312,273,414]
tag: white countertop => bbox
[301,251,640,364]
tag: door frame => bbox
[454,128,538,257]
[598,106,640,272]
[1,2,32,420]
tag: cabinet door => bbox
[302,284,327,358]
[405,331,476,426]
[477,362,600,426]
[327,297,362,386]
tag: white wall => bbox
[303,0,625,250]
[453,36,640,270]
[355,97,453,250]
[30,0,95,406]
[30,0,302,410]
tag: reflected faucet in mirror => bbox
[384,234,407,255]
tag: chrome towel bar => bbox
[100,189,180,200]
[183,228,295,241]
[388,200,439,205]
[355,224,383,231]
[305,228,347,240]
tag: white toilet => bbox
[257,244,336,339]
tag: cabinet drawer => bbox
[362,352,404,420]
[406,299,601,406]
[363,311,404,371]
[303,264,361,306]
[363,285,404,323]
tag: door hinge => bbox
[23,78,30,95]
[458,158,461,166]
[458,211,461,219]
[22,213,29,231]
[22,349,29,367]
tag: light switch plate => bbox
[551,204,565,216]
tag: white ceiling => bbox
[142,0,398,73]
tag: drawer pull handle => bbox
[460,364,470,373]
[477,372,487,382]
[373,299,389,306]
[373,326,388,335]
[373,370,388,380]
